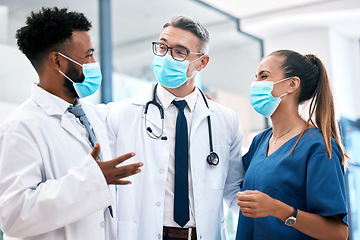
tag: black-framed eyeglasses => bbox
[152,42,204,62]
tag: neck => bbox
[162,81,196,98]
[38,76,76,104]
[271,102,303,139]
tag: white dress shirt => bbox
[156,84,198,228]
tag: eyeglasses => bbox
[152,42,204,62]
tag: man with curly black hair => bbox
[0,7,142,240]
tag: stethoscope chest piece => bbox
[207,152,219,165]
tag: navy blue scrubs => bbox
[236,128,347,240]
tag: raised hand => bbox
[91,142,143,185]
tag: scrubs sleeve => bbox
[306,143,348,225]
[242,152,252,174]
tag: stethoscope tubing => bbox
[143,83,219,165]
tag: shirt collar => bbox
[31,83,74,116]
[156,84,198,112]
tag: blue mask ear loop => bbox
[278,92,288,99]
[58,52,83,67]
[169,56,201,88]
[186,55,204,79]
[57,52,85,98]
[58,70,82,98]
[273,76,292,99]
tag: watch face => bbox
[285,217,296,226]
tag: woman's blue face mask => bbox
[249,77,291,118]
[58,52,102,98]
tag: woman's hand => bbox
[236,190,348,239]
[236,190,281,218]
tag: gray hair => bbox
[163,15,210,53]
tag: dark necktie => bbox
[68,104,102,160]
[172,100,189,227]
[67,104,112,216]
[68,105,97,147]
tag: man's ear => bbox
[48,52,62,70]
[197,54,210,71]
[288,76,301,93]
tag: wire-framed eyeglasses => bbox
[152,42,204,62]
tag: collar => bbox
[31,83,74,116]
[156,84,198,112]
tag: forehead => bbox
[257,55,285,75]
[70,31,94,52]
[159,26,200,51]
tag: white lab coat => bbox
[0,84,116,240]
[105,84,244,240]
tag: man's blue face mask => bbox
[249,77,291,118]
[151,54,200,88]
[58,52,102,98]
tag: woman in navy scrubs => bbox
[236,50,348,239]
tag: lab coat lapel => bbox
[60,113,91,148]
[31,84,91,148]
[190,94,213,140]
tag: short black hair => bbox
[163,15,210,53]
[16,7,92,70]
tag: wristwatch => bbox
[285,208,298,226]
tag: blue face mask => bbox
[249,77,290,118]
[151,54,198,88]
[58,52,102,98]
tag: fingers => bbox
[113,179,132,185]
[237,200,254,208]
[91,142,101,160]
[114,180,132,185]
[97,151,144,185]
[112,152,136,166]
[241,210,257,218]
[237,191,256,201]
[113,162,143,179]
[237,191,260,209]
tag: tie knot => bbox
[172,100,187,112]
[67,105,85,118]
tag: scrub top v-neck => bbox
[236,128,347,240]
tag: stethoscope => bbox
[144,83,219,166]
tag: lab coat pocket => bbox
[208,145,230,190]
[117,221,139,240]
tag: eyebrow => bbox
[255,70,270,77]
[159,38,189,51]
[86,48,95,54]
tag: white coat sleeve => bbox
[0,129,114,238]
[103,102,123,159]
[223,112,244,213]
